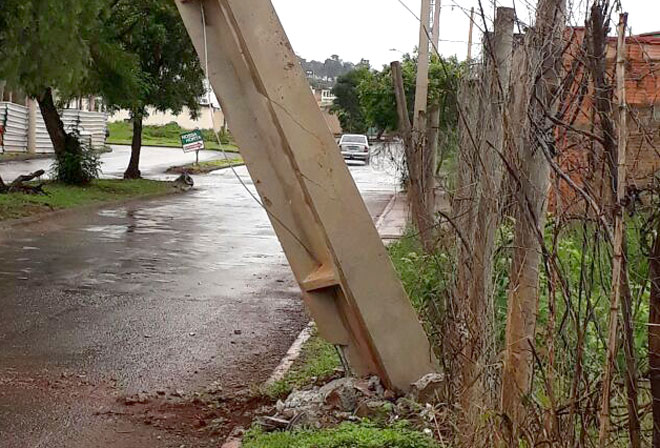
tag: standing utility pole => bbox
[467,7,475,60]
[460,8,514,436]
[393,0,436,252]
[175,0,436,392]
[426,0,442,209]
[500,0,566,439]
[598,12,629,447]
[413,0,431,133]
[431,0,442,55]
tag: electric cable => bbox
[199,3,319,262]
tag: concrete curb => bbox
[0,153,52,164]
[374,192,398,231]
[264,322,315,386]
[376,191,409,241]
[166,161,245,175]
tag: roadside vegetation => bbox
[166,157,244,175]
[0,0,140,185]
[243,421,440,448]
[263,331,340,399]
[327,2,660,442]
[108,121,237,152]
[385,211,659,446]
[0,179,178,221]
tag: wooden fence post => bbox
[598,12,629,447]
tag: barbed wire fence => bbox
[395,0,660,445]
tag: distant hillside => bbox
[298,55,369,89]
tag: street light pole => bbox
[413,0,431,133]
[431,0,442,55]
[467,7,475,60]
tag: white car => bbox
[338,134,370,165]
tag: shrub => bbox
[50,132,101,185]
[201,127,233,145]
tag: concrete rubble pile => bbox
[258,373,446,432]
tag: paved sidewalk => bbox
[375,188,452,243]
[376,191,409,242]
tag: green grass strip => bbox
[0,179,176,221]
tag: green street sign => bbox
[180,129,205,153]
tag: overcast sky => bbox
[271,0,659,69]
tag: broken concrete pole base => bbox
[261,373,444,432]
[269,376,390,429]
[408,373,445,404]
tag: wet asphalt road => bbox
[0,146,401,447]
[0,144,225,180]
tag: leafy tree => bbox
[357,67,399,139]
[426,55,463,164]
[0,0,139,184]
[106,0,205,179]
[331,54,462,146]
[331,67,370,134]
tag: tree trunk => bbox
[124,112,143,179]
[621,259,641,448]
[650,221,660,448]
[425,104,440,214]
[37,87,67,156]
[452,75,481,402]
[500,0,565,440]
[37,87,88,184]
[391,61,434,252]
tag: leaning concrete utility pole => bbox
[175,0,436,392]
